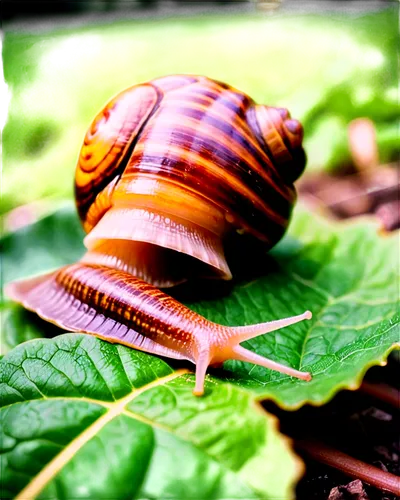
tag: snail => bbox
[6,75,312,396]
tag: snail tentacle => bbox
[230,346,312,382]
[193,350,211,396]
[227,310,312,343]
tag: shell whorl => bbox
[75,83,161,231]
[248,105,306,184]
[74,75,306,286]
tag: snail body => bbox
[7,75,312,395]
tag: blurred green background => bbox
[2,3,399,216]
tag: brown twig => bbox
[296,439,400,496]
[360,381,400,409]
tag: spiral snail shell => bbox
[7,75,312,395]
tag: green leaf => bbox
[0,334,301,500]
[0,301,62,355]
[217,212,399,407]
[1,204,398,409]
[1,205,85,285]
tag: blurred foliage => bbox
[2,6,399,214]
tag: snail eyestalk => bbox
[227,310,312,342]
[230,346,312,382]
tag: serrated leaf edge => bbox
[252,343,400,411]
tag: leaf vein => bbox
[14,369,188,500]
